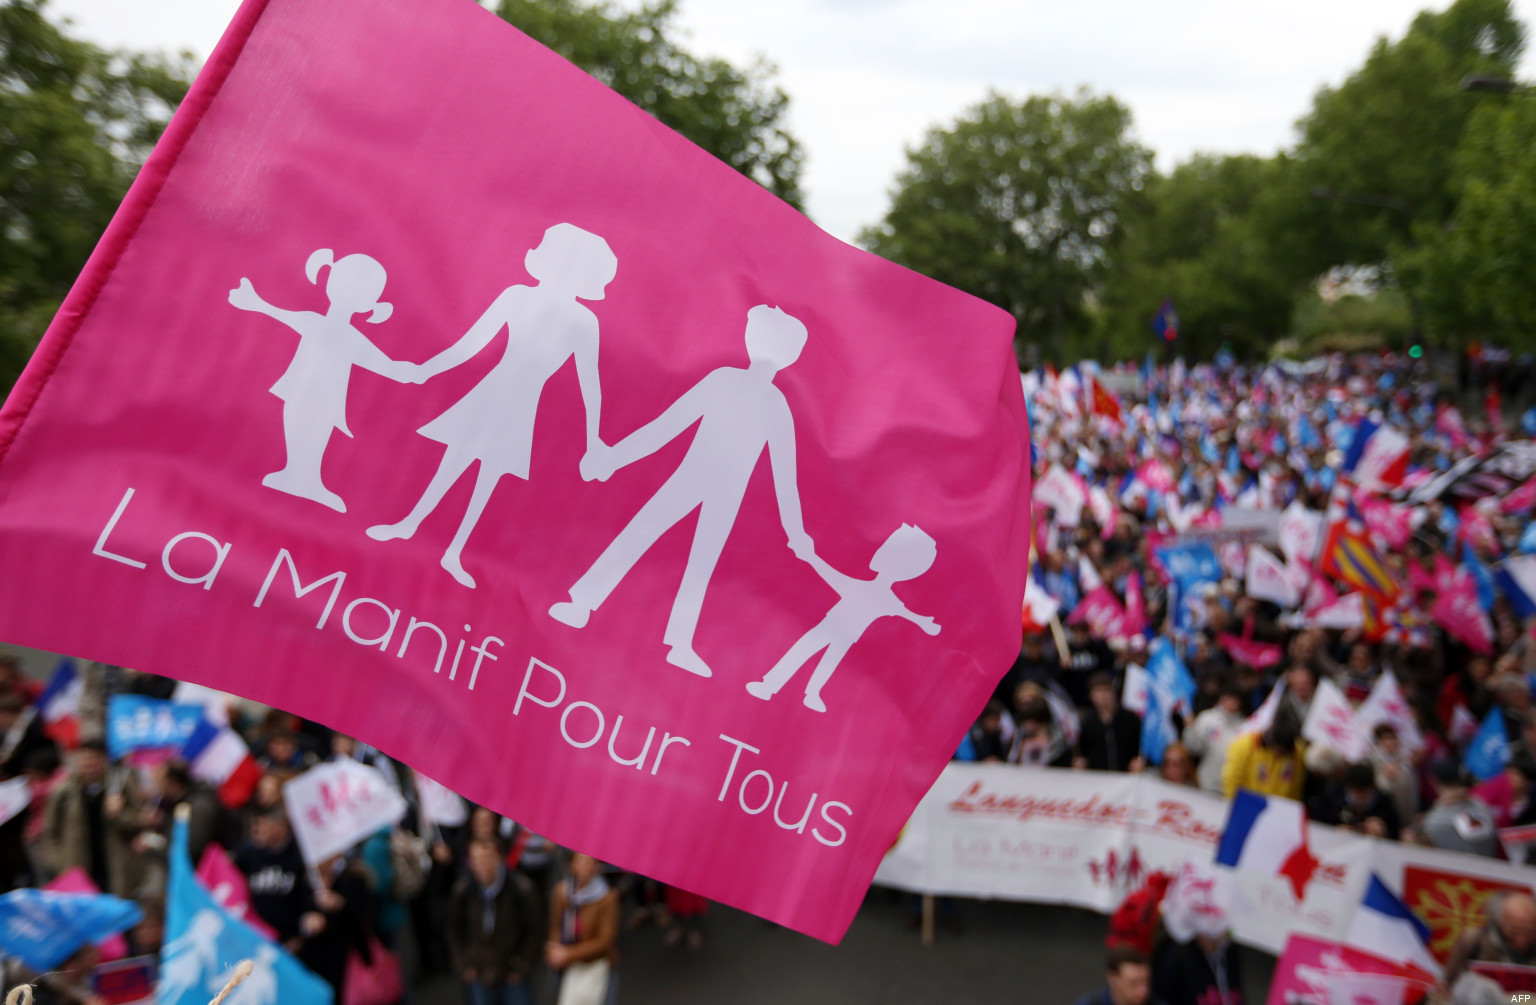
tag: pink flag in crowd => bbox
[197,843,278,941]
[0,0,1029,942]
[1267,933,1436,1005]
[1216,633,1283,671]
[1122,571,1148,637]
[1431,573,1495,655]
[1067,586,1130,640]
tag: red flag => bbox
[1089,374,1124,425]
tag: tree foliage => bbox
[0,0,190,389]
[859,90,1151,361]
[1404,94,1536,343]
[496,0,804,207]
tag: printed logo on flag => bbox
[0,0,1027,942]
[1401,865,1531,964]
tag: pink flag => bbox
[1216,633,1283,670]
[1502,475,1536,515]
[1267,933,1435,1005]
[1066,586,1130,640]
[1432,574,1495,655]
[1459,504,1500,556]
[1245,545,1299,607]
[1137,459,1176,494]
[1122,571,1148,637]
[45,868,128,961]
[0,0,1029,943]
[197,843,278,941]
[1357,496,1411,552]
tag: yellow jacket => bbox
[1221,731,1305,800]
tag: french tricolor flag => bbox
[1495,554,1536,619]
[1342,419,1410,493]
[35,657,82,749]
[1346,874,1441,978]
[179,716,262,809]
[1214,790,1319,901]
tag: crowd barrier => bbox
[873,763,1534,957]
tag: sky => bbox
[44,0,1536,243]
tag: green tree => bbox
[1093,154,1312,360]
[496,0,804,207]
[1294,0,1524,269]
[858,90,1151,361]
[1403,91,1536,345]
[0,0,190,390]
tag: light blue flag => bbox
[1521,522,1536,556]
[1156,541,1222,592]
[1140,677,1176,766]
[1146,638,1197,714]
[162,816,333,1005]
[0,889,142,972]
[106,694,204,761]
[1466,707,1511,782]
[1462,541,1496,611]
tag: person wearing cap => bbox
[1420,758,1499,857]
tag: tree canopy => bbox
[0,0,190,389]
[496,0,805,207]
[859,90,1151,361]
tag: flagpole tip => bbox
[175,803,192,823]
[208,960,254,1005]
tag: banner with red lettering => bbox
[0,0,1029,942]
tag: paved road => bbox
[416,890,1275,1004]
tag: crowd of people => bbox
[0,658,680,1005]
[4,348,1536,1005]
[972,351,1536,1005]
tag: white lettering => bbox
[650,733,691,777]
[773,781,816,834]
[468,636,503,690]
[397,618,447,674]
[514,658,565,716]
[93,487,147,569]
[161,531,231,589]
[342,597,400,650]
[254,549,345,629]
[716,734,760,801]
[606,715,655,769]
[739,770,774,815]
[560,701,604,749]
[812,801,852,848]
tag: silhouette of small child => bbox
[230,249,418,512]
[746,524,941,713]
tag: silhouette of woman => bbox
[368,223,617,588]
[230,249,415,512]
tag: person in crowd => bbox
[1062,620,1117,708]
[547,852,620,1004]
[1151,929,1242,1005]
[965,699,1010,762]
[146,758,223,865]
[1009,699,1073,768]
[1367,722,1418,824]
[1445,892,1536,985]
[259,729,318,774]
[1279,663,1318,723]
[1220,706,1304,800]
[1077,674,1143,773]
[0,691,56,777]
[1309,761,1401,839]
[1071,945,1165,1005]
[38,738,148,897]
[302,850,380,998]
[1420,758,1499,857]
[662,885,708,950]
[1183,685,1246,795]
[1472,748,1536,828]
[448,836,542,1005]
[234,805,324,955]
[1156,743,1198,788]
[0,654,41,704]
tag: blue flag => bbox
[1467,707,1511,782]
[162,816,332,1005]
[1146,638,1197,713]
[0,888,142,972]
[106,695,205,761]
[1140,677,1176,766]
[1156,541,1223,592]
[1462,542,1496,612]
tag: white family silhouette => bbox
[229,224,940,712]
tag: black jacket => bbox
[1078,707,1142,772]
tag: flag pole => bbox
[1049,614,1071,665]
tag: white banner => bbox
[874,763,1533,956]
[415,772,468,827]
[0,776,30,827]
[283,757,407,866]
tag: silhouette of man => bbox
[550,305,813,678]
